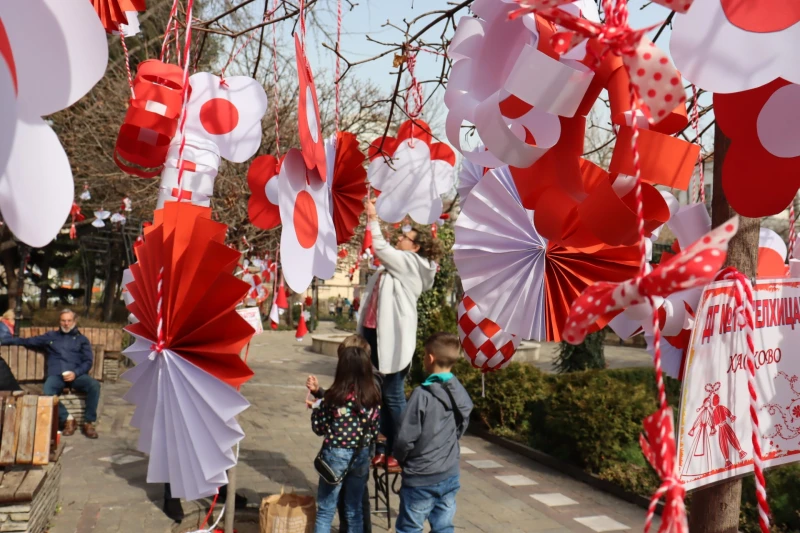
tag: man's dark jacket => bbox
[5,328,94,378]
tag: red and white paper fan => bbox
[325,132,368,245]
[458,295,520,372]
[91,0,145,36]
[456,153,488,202]
[278,149,336,293]
[368,120,456,224]
[0,0,108,247]
[295,34,326,182]
[157,73,268,208]
[247,154,281,230]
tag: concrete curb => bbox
[469,427,663,515]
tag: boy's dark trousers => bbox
[337,477,371,532]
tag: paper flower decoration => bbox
[671,0,800,94]
[114,60,185,178]
[295,34,326,182]
[715,79,800,218]
[0,0,108,247]
[367,120,455,224]
[91,0,145,35]
[456,156,487,202]
[122,202,255,500]
[454,165,640,342]
[444,0,593,168]
[758,227,789,279]
[325,132,368,245]
[279,149,336,292]
[247,154,281,230]
[458,295,520,372]
[157,72,268,208]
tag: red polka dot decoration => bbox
[114,60,184,178]
[457,296,520,372]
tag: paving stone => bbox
[495,474,538,486]
[531,493,579,507]
[574,515,631,532]
[459,446,476,455]
[465,460,503,469]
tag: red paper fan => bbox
[92,0,145,33]
[124,202,255,388]
[247,154,281,230]
[329,132,367,244]
[295,34,326,182]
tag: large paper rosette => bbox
[454,165,640,342]
[279,149,336,293]
[157,73,268,207]
[91,0,145,35]
[324,132,367,245]
[368,120,455,225]
[123,202,255,500]
[714,79,800,218]
[0,0,108,247]
[671,0,800,94]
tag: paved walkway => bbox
[48,324,655,533]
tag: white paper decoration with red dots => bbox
[457,295,520,372]
[278,149,336,293]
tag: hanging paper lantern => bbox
[157,73,268,207]
[278,149,336,293]
[324,132,368,244]
[247,154,281,230]
[368,120,456,224]
[458,295,520,372]
[122,202,255,500]
[295,34,326,181]
[91,0,145,35]
[114,60,185,178]
[296,313,309,341]
[0,0,108,247]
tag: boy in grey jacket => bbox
[394,333,473,533]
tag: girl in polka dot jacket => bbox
[311,346,381,533]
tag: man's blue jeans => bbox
[314,447,371,533]
[43,374,101,423]
[395,475,460,533]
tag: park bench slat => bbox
[14,468,44,502]
[32,397,52,466]
[0,470,27,503]
[15,396,38,464]
[0,398,19,465]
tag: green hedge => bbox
[453,360,797,531]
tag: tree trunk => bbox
[102,242,118,323]
[2,251,17,314]
[688,123,757,533]
[38,251,52,310]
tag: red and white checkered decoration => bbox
[457,295,520,372]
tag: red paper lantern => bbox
[114,60,185,178]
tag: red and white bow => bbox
[639,406,687,533]
[511,0,687,123]
[563,218,739,344]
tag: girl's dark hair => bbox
[411,226,444,263]
[324,347,380,409]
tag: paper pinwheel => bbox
[715,79,800,218]
[247,154,281,230]
[279,149,336,293]
[0,0,108,247]
[157,72,268,208]
[295,34,326,182]
[671,0,800,94]
[325,132,368,245]
[454,165,640,342]
[458,295,520,372]
[122,202,255,500]
[91,0,145,35]
[367,120,455,225]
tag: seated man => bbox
[4,309,99,438]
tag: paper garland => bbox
[325,132,368,245]
[368,120,455,224]
[0,0,108,247]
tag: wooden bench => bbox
[0,392,63,533]
[20,326,125,381]
[0,345,106,426]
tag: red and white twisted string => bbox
[789,202,796,259]
[720,269,770,533]
[334,0,342,132]
[160,0,180,62]
[272,0,281,155]
[404,52,424,120]
[120,33,135,99]
[690,84,705,204]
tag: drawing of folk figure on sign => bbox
[711,386,748,467]
[763,372,800,442]
[682,383,718,476]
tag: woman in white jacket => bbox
[358,199,440,469]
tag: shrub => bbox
[554,330,606,373]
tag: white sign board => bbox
[237,307,264,335]
[677,279,800,490]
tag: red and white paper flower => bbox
[158,73,268,208]
[368,120,455,225]
[278,149,336,293]
[0,0,108,247]
[295,34,326,182]
[458,295,521,372]
[247,154,281,230]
